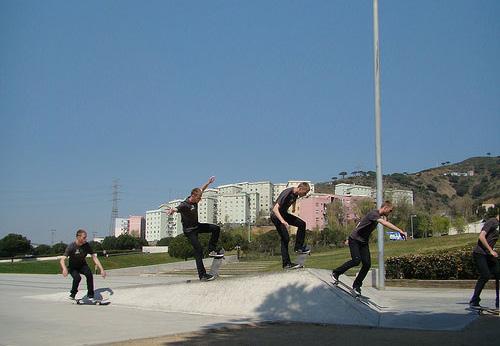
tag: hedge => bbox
[386,248,481,280]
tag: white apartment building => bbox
[335,183,373,197]
[335,183,414,206]
[145,209,168,242]
[163,200,183,238]
[203,188,218,197]
[247,192,260,223]
[218,184,243,195]
[237,181,273,218]
[218,193,250,224]
[199,195,218,224]
[385,189,414,205]
[114,218,129,237]
[152,180,315,229]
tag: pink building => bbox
[296,194,370,230]
[296,194,334,230]
[129,215,146,239]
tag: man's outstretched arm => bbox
[200,176,216,192]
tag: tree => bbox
[33,244,52,256]
[388,199,414,231]
[338,171,347,179]
[249,231,280,256]
[0,234,33,257]
[88,241,103,252]
[431,215,450,235]
[450,196,474,221]
[115,234,142,250]
[412,212,432,238]
[51,242,67,255]
[353,198,375,220]
[102,236,118,250]
[451,216,467,234]
[157,237,174,246]
[168,234,194,259]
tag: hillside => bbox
[315,156,500,215]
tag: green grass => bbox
[0,234,479,275]
[0,252,182,274]
[242,233,479,274]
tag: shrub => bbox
[386,248,478,280]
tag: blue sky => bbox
[1,0,499,244]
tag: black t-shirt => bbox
[273,187,298,215]
[64,242,94,269]
[350,209,381,243]
[473,218,499,255]
[177,197,199,230]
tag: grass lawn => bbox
[243,233,479,274]
[0,252,182,274]
[0,234,478,275]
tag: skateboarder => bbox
[331,201,407,295]
[469,211,499,308]
[271,182,311,269]
[168,176,224,281]
[60,229,106,300]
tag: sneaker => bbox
[331,271,340,282]
[353,286,362,296]
[294,246,311,255]
[69,293,76,300]
[208,250,224,259]
[283,263,301,270]
[200,274,216,281]
[469,301,482,309]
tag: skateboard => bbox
[331,275,370,300]
[186,249,225,283]
[74,298,110,306]
[208,248,225,277]
[295,251,311,268]
[468,306,499,316]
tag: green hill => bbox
[316,156,500,215]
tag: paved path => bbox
[0,267,498,345]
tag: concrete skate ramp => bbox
[25,269,478,330]
[113,268,380,326]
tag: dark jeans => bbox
[70,264,94,297]
[271,212,306,267]
[470,252,500,304]
[184,223,220,279]
[333,237,371,288]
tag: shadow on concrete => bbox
[156,282,496,346]
[154,317,500,346]
[93,287,114,300]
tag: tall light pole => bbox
[373,0,385,289]
[410,215,417,239]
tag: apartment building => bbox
[114,218,129,237]
[145,209,167,242]
[128,215,145,239]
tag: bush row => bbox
[386,248,481,280]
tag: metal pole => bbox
[373,0,385,290]
[410,216,414,239]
